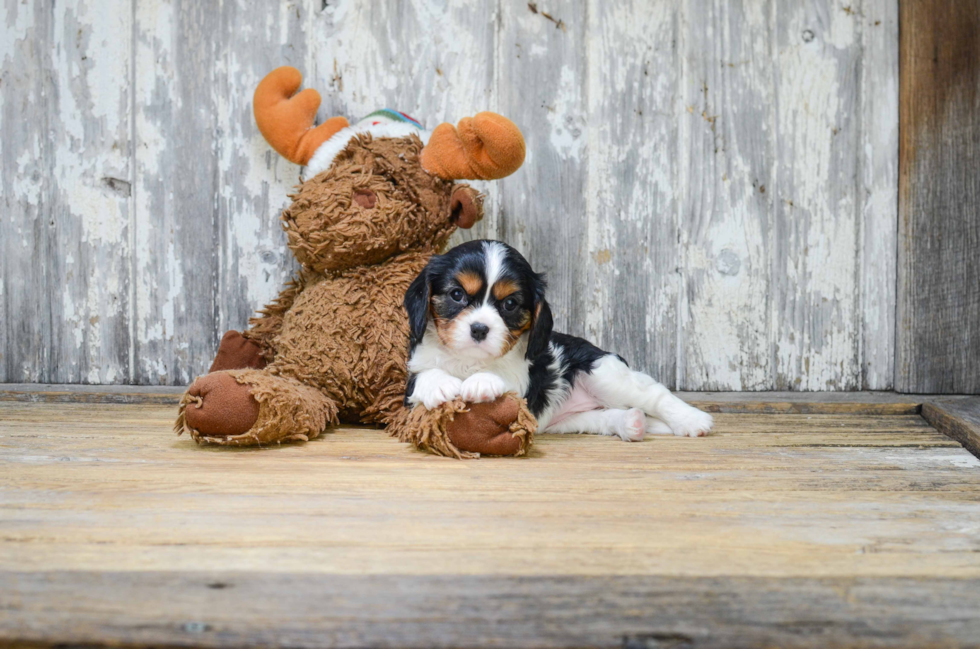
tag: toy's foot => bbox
[183,373,260,437]
[209,330,267,372]
[447,396,524,456]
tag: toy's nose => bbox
[470,322,489,342]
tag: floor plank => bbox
[922,398,980,459]
[2,402,980,648]
[0,384,971,413]
[3,572,980,649]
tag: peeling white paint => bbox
[0,0,900,389]
[771,1,864,390]
[859,0,899,390]
[547,66,586,160]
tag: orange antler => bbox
[420,113,526,180]
[253,67,349,166]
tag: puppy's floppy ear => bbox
[526,299,553,360]
[404,266,432,347]
[526,270,551,359]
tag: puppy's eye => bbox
[449,288,467,303]
[502,297,520,312]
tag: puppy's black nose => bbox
[470,322,490,342]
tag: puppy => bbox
[403,240,713,440]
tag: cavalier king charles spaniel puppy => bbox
[403,240,713,440]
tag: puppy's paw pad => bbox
[671,409,713,438]
[460,373,507,403]
[619,408,646,442]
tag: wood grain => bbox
[585,1,679,387]
[0,384,185,404]
[2,402,978,578]
[0,385,929,410]
[676,0,773,390]
[1,0,904,391]
[3,572,980,649]
[897,0,980,393]
[497,0,591,343]
[859,0,899,390]
[306,0,499,244]
[922,397,980,459]
[771,1,864,390]
[2,384,969,416]
[2,401,980,648]
[131,0,310,385]
[1,0,134,384]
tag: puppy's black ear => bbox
[526,299,553,360]
[404,267,431,347]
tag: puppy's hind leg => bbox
[644,416,674,436]
[544,408,646,442]
[582,355,713,438]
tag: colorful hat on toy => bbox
[253,67,526,182]
[303,109,426,179]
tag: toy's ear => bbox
[404,266,432,347]
[253,67,349,166]
[420,113,525,180]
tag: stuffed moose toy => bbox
[175,67,534,457]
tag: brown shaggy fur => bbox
[175,132,536,455]
[387,393,534,459]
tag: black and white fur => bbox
[404,240,713,440]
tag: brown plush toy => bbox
[174,67,534,458]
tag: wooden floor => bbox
[2,398,980,648]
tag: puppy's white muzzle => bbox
[450,305,508,359]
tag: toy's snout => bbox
[353,189,377,209]
[450,186,483,229]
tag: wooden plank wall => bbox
[1,0,899,390]
[897,1,980,394]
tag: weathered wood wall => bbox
[1,0,900,389]
[898,0,980,394]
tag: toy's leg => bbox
[176,369,338,446]
[209,330,267,372]
[387,393,535,458]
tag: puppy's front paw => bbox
[460,372,507,403]
[671,407,713,438]
[415,373,463,410]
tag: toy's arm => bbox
[242,271,311,361]
[387,393,535,458]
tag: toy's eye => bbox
[502,297,520,312]
[449,288,467,303]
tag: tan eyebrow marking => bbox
[492,279,520,301]
[457,271,483,295]
[501,313,533,354]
